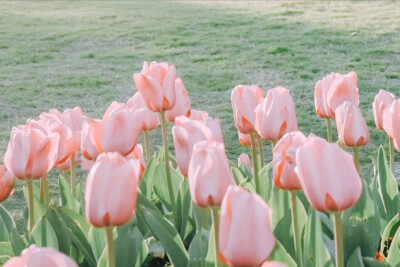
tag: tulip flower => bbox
[261,262,288,267]
[133,61,177,112]
[373,89,395,130]
[172,116,222,177]
[219,185,275,266]
[0,165,14,202]
[238,131,253,146]
[189,109,209,121]
[166,78,191,122]
[40,107,84,133]
[127,92,160,131]
[126,144,147,178]
[295,135,362,267]
[3,245,78,267]
[188,141,235,207]
[383,99,400,171]
[255,86,298,143]
[238,153,252,172]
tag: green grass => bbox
[0,1,399,231]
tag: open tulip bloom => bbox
[383,99,400,171]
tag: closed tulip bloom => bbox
[383,99,400,151]
[273,131,306,190]
[127,92,160,131]
[55,152,78,171]
[173,116,222,176]
[85,152,141,227]
[133,61,177,112]
[219,185,275,266]
[255,86,298,142]
[81,117,102,162]
[0,165,14,202]
[189,109,209,121]
[335,101,370,147]
[231,85,264,134]
[4,121,59,180]
[295,135,362,212]
[4,244,77,267]
[238,153,252,171]
[41,107,84,133]
[166,78,191,122]
[126,144,147,178]
[238,131,257,146]
[188,141,235,207]
[261,262,287,267]
[373,90,395,130]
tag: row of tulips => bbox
[0,61,399,267]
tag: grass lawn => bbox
[0,1,399,231]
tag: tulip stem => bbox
[40,175,49,206]
[27,179,34,234]
[250,132,260,195]
[389,137,394,173]
[70,154,76,198]
[353,147,360,174]
[160,111,175,216]
[290,191,303,267]
[143,131,151,163]
[106,227,115,267]
[333,212,344,267]
[211,206,220,267]
[326,118,332,142]
[257,136,264,167]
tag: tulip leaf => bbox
[136,192,189,267]
[269,239,297,267]
[259,162,273,204]
[0,205,16,242]
[115,222,148,267]
[362,257,391,266]
[188,228,209,266]
[139,154,157,199]
[386,221,400,266]
[192,204,211,231]
[175,178,192,239]
[231,164,247,185]
[346,247,364,267]
[342,180,381,260]
[23,182,46,226]
[0,242,13,263]
[31,215,58,249]
[88,226,106,262]
[59,175,80,213]
[303,208,333,267]
[152,162,181,211]
[96,246,107,267]
[9,228,27,256]
[380,214,400,260]
[46,207,71,255]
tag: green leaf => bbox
[303,209,333,267]
[176,178,192,239]
[192,204,211,231]
[188,228,209,266]
[139,154,157,199]
[88,226,106,261]
[380,213,400,260]
[346,247,364,267]
[59,175,80,212]
[0,205,16,242]
[231,164,247,185]
[136,192,189,267]
[386,221,400,266]
[31,216,58,249]
[259,162,273,204]
[269,239,297,267]
[0,242,13,264]
[46,207,71,255]
[115,222,148,267]
[10,228,27,256]
[342,180,380,260]
[23,181,46,227]
[363,257,391,267]
[96,246,107,267]
[152,162,181,211]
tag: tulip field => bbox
[1,1,400,267]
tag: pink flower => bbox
[373,89,395,130]
[127,92,160,131]
[166,78,191,122]
[189,109,209,121]
[383,99,400,151]
[126,144,147,178]
[0,165,14,202]
[237,131,256,146]
[238,153,252,172]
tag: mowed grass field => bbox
[0,1,399,230]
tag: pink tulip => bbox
[133,61,177,112]
[373,90,395,130]
[172,116,222,176]
[4,120,59,180]
[189,109,209,121]
[126,144,147,178]
[55,152,78,171]
[273,131,306,190]
[295,135,362,212]
[219,185,275,266]
[231,85,264,134]
[188,141,235,207]
[85,152,141,227]
[166,78,191,122]
[127,92,160,131]
[255,86,298,142]
[383,99,400,151]
[0,165,14,202]
[335,101,370,147]
[315,72,359,118]
[238,153,252,171]
[238,131,256,146]
[40,107,84,133]
[261,261,287,267]
[81,117,102,163]
[4,245,77,267]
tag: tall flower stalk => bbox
[290,191,303,267]
[249,132,260,194]
[333,212,344,267]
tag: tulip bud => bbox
[85,152,141,227]
[166,78,191,122]
[188,141,235,207]
[373,89,395,130]
[231,85,264,134]
[335,101,370,147]
[219,185,275,266]
[127,92,160,131]
[0,165,14,202]
[238,131,256,146]
[383,99,400,152]
[238,153,252,172]
[133,61,177,112]
[255,86,298,142]
[273,131,306,190]
[295,135,362,212]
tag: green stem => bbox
[70,154,76,198]
[333,212,344,267]
[389,137,394,173]
[271,140,277,149]
[290,191,303,267]
[211,207,220,267]
[27,179,34,234]
[257,136,264,168]
[250,132,260,195]
[353,147,360,174]
[143,131,151,163]
[326,118,332,142]
[160,111,175,216]
[106,227,115,267]
[40,175,49,206]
